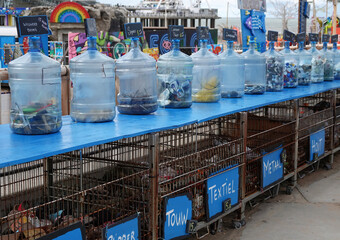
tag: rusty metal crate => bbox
[245,100,296,197]
[334,89,340,149]
[0,135,153,240]
[298,91,334,166]
[157,114,244,235]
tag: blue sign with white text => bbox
[54,229,83,240]
[262,148,284,188]
[310,129,325,161]
[163,194,192,240]
[206,167,239,220]
[103,214,140,240]
[37,222,85,240]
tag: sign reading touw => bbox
[206,167,239,220]
[163,194,192,240]
[310,129,325,162]
[262,148,284,188]
[102,214,140,240]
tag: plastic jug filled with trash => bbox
[8,37,62,135]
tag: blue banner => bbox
[37,222,85,240]
[163,193,192,240]
[310,129,325,161]
[103,214,140,240]
[206,167,239,220]
[262,148,284,188]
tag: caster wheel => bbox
[232,221,242,229]
[286,186,293,195]
[324,163,332,170]
[209,222,218,235]
[240,219,246,226]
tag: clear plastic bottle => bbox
[281,41,298,88]
[219,41,245,98]
[191,39,220,102]
[157,39,193,108]
[9,37,62,135]
[321,42,334,81]
[297,41,312,85]
[333,42,340,80]
[264,41,284,91]
[242,38,266,94]
[309,41,325,83]
[116,37,158,114]
[70,37,115,122]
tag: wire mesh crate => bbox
[334,89,340,150]
[245,100,296,197]
[0,135,153,240]
[157,114,244,236]
[298,91,334,166]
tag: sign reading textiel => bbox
[163,193,192,240]
[16,15,51,37]
[102,214,140,240]
[262,148,284,188]
[37,222,86,240]
[310,129,325,162]
[206,167,239,220]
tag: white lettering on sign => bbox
[263,159,282,177]
[166,208,189,227]
[311,138,324,154]
[208,178,236,204]
[108,231,135,240]
[23,22,37,27]
[127,26,137,35]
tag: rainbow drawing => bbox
[50,2,90,23]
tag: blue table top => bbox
[1,81,340,168]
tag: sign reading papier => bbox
[163,193,192,240]
[261,148,284,188]
[206,167,239,220]
[102,214,140,240]
[310,129,325,162]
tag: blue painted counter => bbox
[1,81,340,168]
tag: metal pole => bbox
[226,2,229,28]
[240,112,247,220]
[293,99,300,187]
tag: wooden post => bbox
[332,0,337,34]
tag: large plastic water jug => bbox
[242,37,266,94]
[70,37,115,122]
[333,42,340,80]
[309,41,325,83]
[219,41,245,98]
[264,41,284,91]
[321,42,334,81]
[157,39,193,108]
[281,41,298,88]
[297,41,312,85]
[191,39,220,102]
[116,38,158,114]
[9,37,62,135]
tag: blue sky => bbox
[97,0,335,18]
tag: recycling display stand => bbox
[0,82,340,240]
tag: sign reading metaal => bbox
[163,193,192,240]
[310,128,325,162]
[124,22,144,39]
[102,213,140,240]
[206,167,239,220]
[262,147,285,188]
[37,222,86,240]
[16,15,51,37]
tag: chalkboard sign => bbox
[322,34,330,43]
[283,30,295,42]
[163,193,192,240]
[196,26,209,40]
[309,129,325,162]
[169,25,185,40]
[206,167,239,220]
[124,22,144,39]
[261,147,284,188]
[85,18,97,37]
[223,28,238,42]
[16,15,51,37]
[309,33,319,42]
[296,33,306,43]
[186,220,198,234]
[37,222,86,240]
[331,35,338,43]
[267,30,278,42]
[102,213,140,240]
